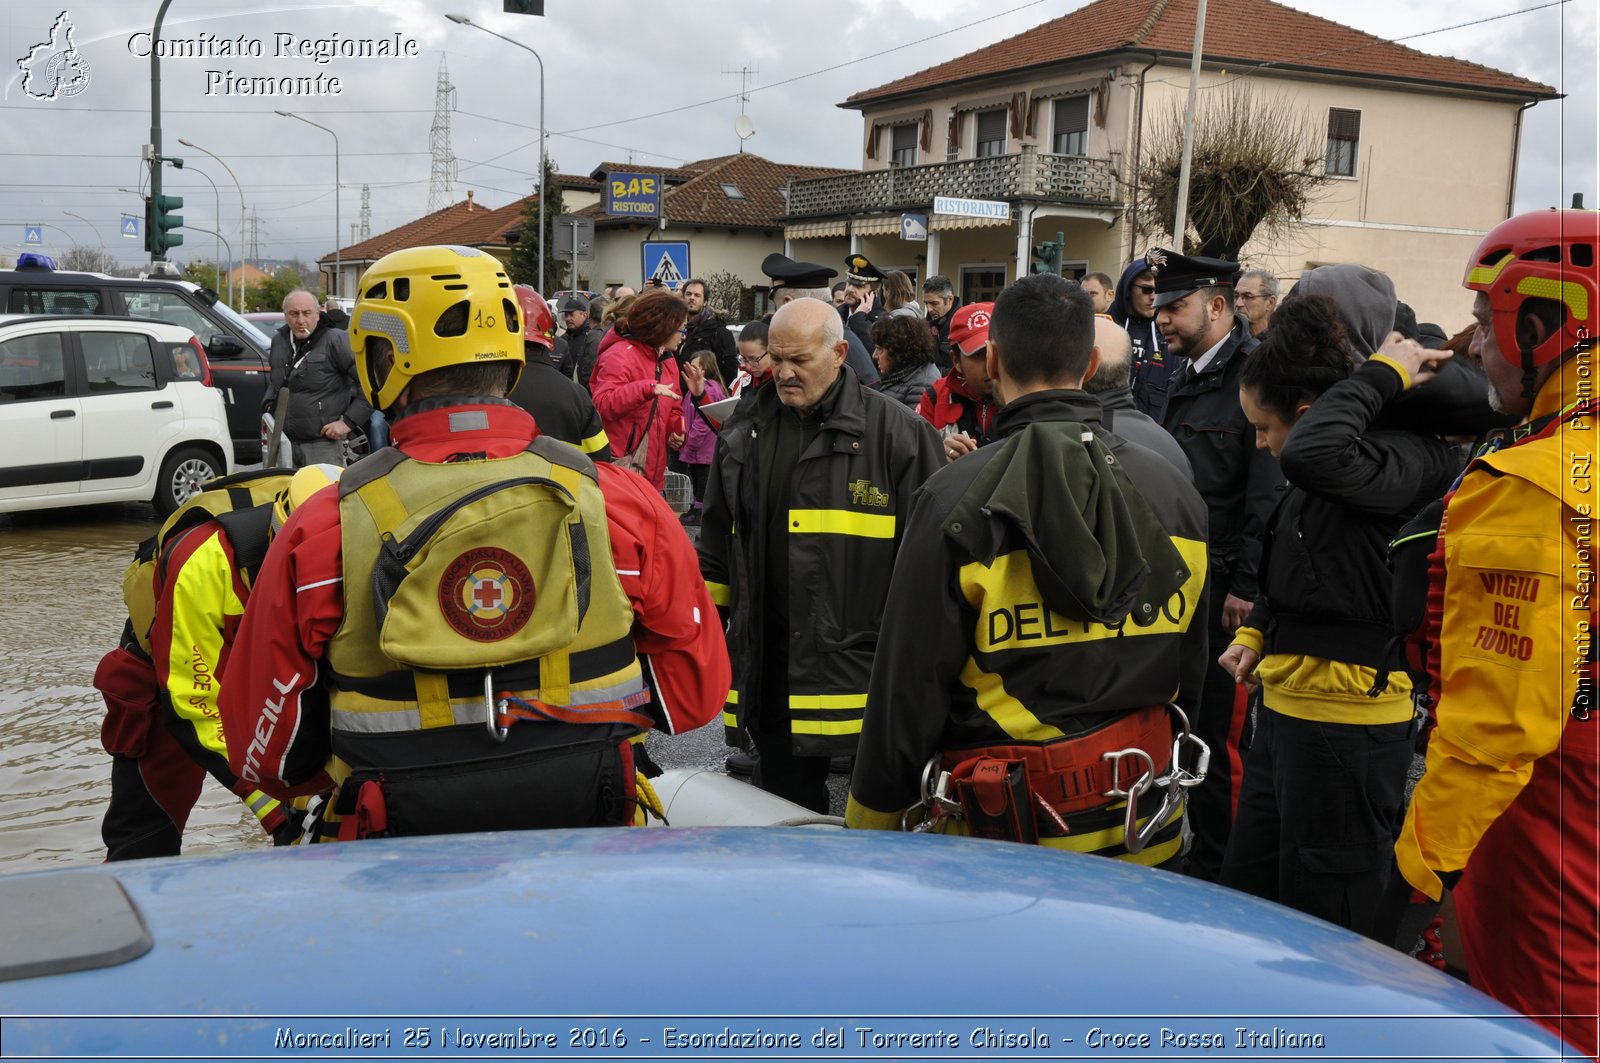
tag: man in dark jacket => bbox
[839,253,885,351]
[263,289,372,467]
[921,274,959,364]
[1153,250,1279,882]
[699,298,941,813]
[681,278,739,386]
[561,296,604,389]
[1110,258,1172,420]
[1085,315,1191,475]
[848,273,1210,869]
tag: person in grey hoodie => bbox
[1290,264,1515,440]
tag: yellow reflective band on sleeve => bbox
[959,536,1206,652]
[725,689,739,704]
[791,717,864,736]
[788,509,895,539]
[580,429,610,455]
[721,710,739,728]
[1516,276,1589,321]
[789,692,867,736]
[706,580,731,607]
[789,693,868,710]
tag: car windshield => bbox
[210,299,272,346]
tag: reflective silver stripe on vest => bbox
[330,675,646,734]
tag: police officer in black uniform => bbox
[1153,250,1280,881]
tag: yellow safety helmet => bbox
[270,463,342,536]
[348,244,523,413]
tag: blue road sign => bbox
[641,241,690,290]
[121,215,140,239]
[23,225,42,246]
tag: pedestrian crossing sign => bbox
[121,215,140,239]
[641,242,690,291]
[23,225,42,246]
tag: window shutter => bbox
[1328,108,1360,141]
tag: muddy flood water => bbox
[0,503,264,871]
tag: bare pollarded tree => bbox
[1135,85,1333,261]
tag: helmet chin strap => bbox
[1520,344,1539,400]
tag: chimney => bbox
[467,190,475,209]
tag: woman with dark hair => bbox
[1217,293,1459,935]
[590,289,689,488]
[869,313,940,409]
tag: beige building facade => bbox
[783,0,1554,328]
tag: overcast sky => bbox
[1,0,1594,270]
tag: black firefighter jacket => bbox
[698,368,942,756]
[849,390,1211,824]
[263,316,372,444]
[1159,315,1278,604]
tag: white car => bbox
[0,314,232,516]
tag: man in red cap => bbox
[917,302,999,464]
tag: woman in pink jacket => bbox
[589,289,688,489]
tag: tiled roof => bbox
[587,159,726,185]
[846,0,1556,106]
[577,153,852,230]
[320,194,500,264]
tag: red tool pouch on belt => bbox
[953,757,1037,844]
[94,644,162,758]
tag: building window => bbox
[975,109,1007,157]
[1051,96,1088,156]
[960,266,1007,304]
[890,124,917,168]
[1326,108,1360,177]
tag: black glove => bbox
[270,808,310,846]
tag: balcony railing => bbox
[785,147,1119,218]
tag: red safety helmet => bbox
[1463,208,1597,371]
[512,284,556,350]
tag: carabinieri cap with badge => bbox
[843,253,885,285]
[1145,248,1241,308]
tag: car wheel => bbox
[154,446,221,516]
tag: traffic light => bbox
[1031,230,1065,275]
[503,0,545,13]
[145,194,184,257]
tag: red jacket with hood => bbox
[590,330,685,489]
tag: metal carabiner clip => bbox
[904,757,960,832]
[483,669,509,743]
[1162,704,1211,789]
[1103,747,1156,853]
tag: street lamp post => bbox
[171,160,226,306]
[178,138,247,311]
[446,14,544,292]
[62,211,103,251]
[184,223,233,296]
[274,111,340,300]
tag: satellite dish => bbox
[735,114,756,142]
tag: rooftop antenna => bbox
[724,64,758,152]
